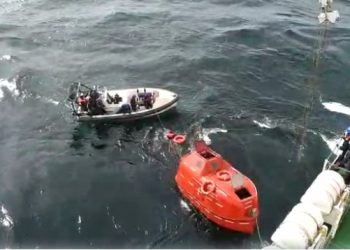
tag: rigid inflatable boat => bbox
[68,82,179,122]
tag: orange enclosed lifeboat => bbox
[175,141,259,234]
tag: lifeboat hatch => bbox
[235,187,251,200]
[200,151,215,159]
[195,140,215,159]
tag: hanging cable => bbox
[295,0,339,160]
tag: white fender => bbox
[301,185,335,214]
[283,211,318,241]
[317,170,346,192]
[271,222,309,249]
[291,203,324,227]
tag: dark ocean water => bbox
[1,0,350,248]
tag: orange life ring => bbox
[172,134,186,144]
[165,130,176,140]
[216,170,231,181]
[200,180,216,195]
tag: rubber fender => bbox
[283,210,318,241]
[306,181,338,204]
[313,175,341,197]
[271,222,309,249]
[300,186,334,215]
[291,203,324,228]
[315,170,346,193]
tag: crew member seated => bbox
[88,88,106,115]
[136,88,154,108]
[130,95,138,112]
[117,103,132,114]
[107,93,122,104]
[144,92,153,109]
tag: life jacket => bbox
[78,96,87,106]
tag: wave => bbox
[1,205,14,229]
[322,101,350,116]
[0,78,19,99]
[0,78,60,105]
[39,96,60,106]
[0,55,12,61]
[179,199,191,213]
[77,215,82,234]
[200,128,228,145]
[320,134,342,155]
[253,117,277,129]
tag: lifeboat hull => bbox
[177,186,257,234]
[175,141,259,234]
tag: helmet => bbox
[345,127,350,136]
[80,93,84,97]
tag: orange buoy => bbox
[172,134,186,144]
[165,130,176,140]
[175,140,259,234]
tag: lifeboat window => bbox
[235,188,251,200]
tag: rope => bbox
[256,217,264,248]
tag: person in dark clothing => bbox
[96,96,106,115]
[335,127,350,167]
[117,104,132,114]
[144,92,153,109]
[88,88,105,115]
[130,95,138,112]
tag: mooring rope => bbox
[256,217,264,248]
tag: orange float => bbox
[172,134,186,144]
[165,130,176,140]
[175,140,259,234]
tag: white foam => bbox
[201,128,228,145]
[44,97,59,105]
[320,134,342,155]
[322,102,350,116]
[180,199,191,212]
[0,78,19,99]
[0,55,11,61]
[111,216,121,230]
[0,0,27,14]
[77,215,81,224]
[34,95,60,105]
[1,205,14,228]
[1,206,8,215]
[253,117,276,129]
[77,215,82,233]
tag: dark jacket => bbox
[337,138,350,163]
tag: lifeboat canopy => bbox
[175,140,259,234]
